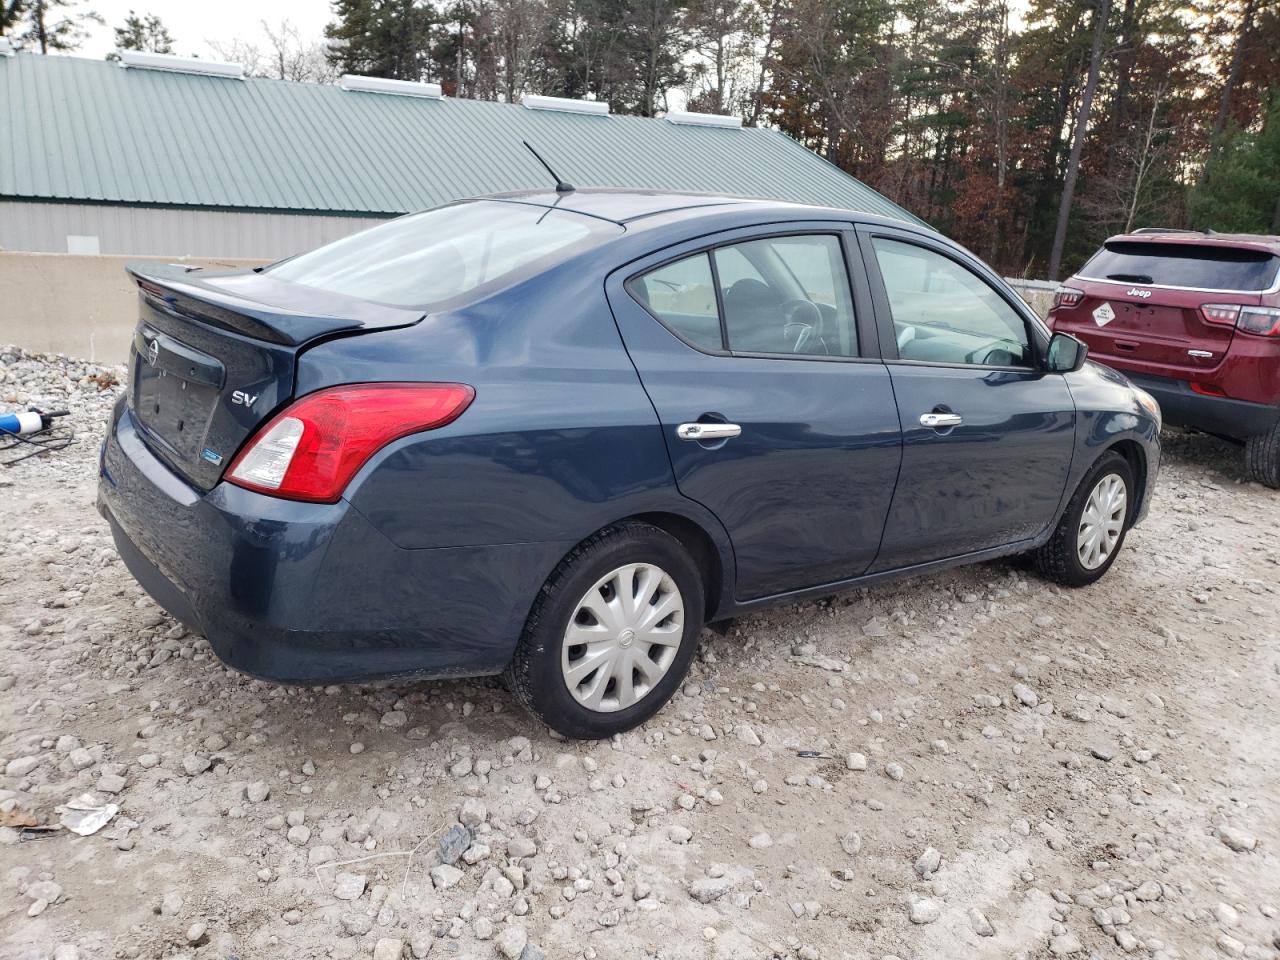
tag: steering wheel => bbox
[781,299,823,353]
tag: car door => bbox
[606,224,902,601]
[857,225,1077,571]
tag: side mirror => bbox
[1045,332,1088,373]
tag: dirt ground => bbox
[1,351,1277,960]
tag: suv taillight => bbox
[1238,306,1280,337]
[1200,303,1280,337]
[226,382,475,503]
[1200,304,1241,326]
[1053,287,1084,308]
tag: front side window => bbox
[872,238,1032,367]
[270,200,622,309]
[631,233,859,358]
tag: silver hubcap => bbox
[561,563,685,713]
[1077,473,1127,570]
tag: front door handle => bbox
[919,412,963,429]
[677,422,742,441]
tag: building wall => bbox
[0,201,389,260]
[0,252,266,362]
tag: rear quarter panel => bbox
[294,255,735,571]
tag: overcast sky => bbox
[79,1,333,61]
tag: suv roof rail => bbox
[1130,227,1203,235]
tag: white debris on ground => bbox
[1,345,1278,960]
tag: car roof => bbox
[480,188,868,226]
[1106,230,1280,257]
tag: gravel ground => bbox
[1,345,1277,960]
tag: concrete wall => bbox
[1004,277,1058,320]
[0,250,1060,364]
[0,201,389,260]
[0,252,266,363]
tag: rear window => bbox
[1079,241,1279,292]
[269,200,622,308]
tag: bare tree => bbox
[211,20,338,84]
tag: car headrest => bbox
[723,278,778,310]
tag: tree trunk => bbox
[1048,0,1111,282]
[1105,0,1137,177]
[1200,0,1256,183]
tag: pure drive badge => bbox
[1092,303,1116,327]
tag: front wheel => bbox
[506,522,704,739]
[1035,451,1135,587]
[1244,422,1280,489]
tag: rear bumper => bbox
[97,402,567,684]
[1126,373,1280,441]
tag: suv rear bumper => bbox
[1126,373,1280,441]
[97,400,566,683]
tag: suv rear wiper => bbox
[1106,273,1154,283]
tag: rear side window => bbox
[1079,241,1279,292]
[630,233,859,358]
[269,200,622,308]
[631,253,722,351]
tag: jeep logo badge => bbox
[1125,287,1152,299]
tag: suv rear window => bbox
[1079,241,1279,292]
[270,200,622,308]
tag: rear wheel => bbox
[1035,451,1135,587]
[506,522,704,739]
[1244,422,1280,489]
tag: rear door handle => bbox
[677,422,742,441]
[919,412,963,429]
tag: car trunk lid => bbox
[125,263,424,491]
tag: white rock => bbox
[909,898,940,924]
[496,925,528,959]
[6,756,40,778]
[1217,826,1256,852]
[913,847,941,878]
[968,907,994,937]
[845,752,867,771]
[333,872,366,901]
[430,864,464,890]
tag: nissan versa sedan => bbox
[98,191,1161,738]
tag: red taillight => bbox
[1237,305,1280,338]
[1190,382,1227,397]
[1200,303,1241,327]
[1053,287,1084,308]
[226,382,475,503]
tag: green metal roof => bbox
[0,54,920,223]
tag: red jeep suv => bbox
[1048,230,1280,487]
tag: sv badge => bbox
[231,390,260,407]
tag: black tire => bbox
[1035,451,1136,588]
[1244,423,1280,489]
[505,521,705,739]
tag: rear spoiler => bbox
[126,262,425,346]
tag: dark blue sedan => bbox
[98,191,1161,738]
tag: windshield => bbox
[1079,241,1279,292]
[270,200,622,308]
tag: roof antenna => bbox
[523,141,575,193]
